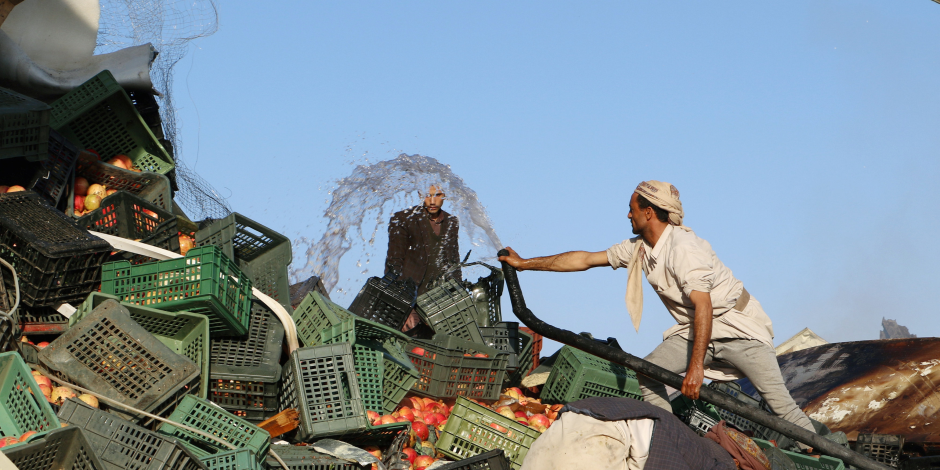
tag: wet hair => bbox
[636,194,669,223]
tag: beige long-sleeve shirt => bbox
[606,225,774,348]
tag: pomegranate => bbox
[409,396,424,411]
[473,353,489,358]
[380,415,397,425]
[424,412,445,427]
[0,436,18,448]
[115,154,133,168]
[36,342,49,349]
[514,411,528,419]
[402,447,417,464]
[496,406,515,420]
[106,158,127,169]
[528,413,551,428]
[489,422,508,433]
[414,456,435,468]
[363,446,382,459]
[84,194,101,212]
[0,186,7,193]
[179,235,195,255]
[398,407,415,422]
[78,394,99,408]
[18,431,37,442]
[51,386,76,405]
[74,195,85,213]
[412,421,430,441]
[367,410,380,424]
[87,184,106,198]
[6,186,25,193]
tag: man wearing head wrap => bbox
[499,180,816,442]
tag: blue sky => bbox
[173,1,940,357]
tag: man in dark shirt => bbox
[386,185,462,330]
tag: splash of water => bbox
[291,154,503,295]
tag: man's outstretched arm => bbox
[498,246,610,272]
[681,290,713,399]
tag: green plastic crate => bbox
[406,334,508,401]
[49,70,175,175]
[201,449,263,470]
[278,343,409,442]
[158,395,271,460]
[265,445,368,469]
[0,86,50,161]
[320,315,410,352]
[0,352,60,438]
[100,245,253,336]
[379,342,420,414]
[195,213,292,313]
[72,151,173,213]
[437,397,542,470]
[540,345,642,404]
[291,291,353,346]
[72,292,210,399]
[753,439,845,470]
[416,278,484,344]
[351,343,385,414]
[1,426,106,470]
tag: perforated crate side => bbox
[0,86,50,161]
[50,70,175,175]
[753,438,845,470]
[74,152,173,213]
[158,395,271,459]
[199,449,263,470]
[208,379,278,414]
[0,191,111,308]
[1,426,106,470]
[28,130,78,207]
[517,327,542,368]
[57,398,208,470]
[0,352,60,437]
[77,191,180,261]
[379,343,419,414]
[100,245,253,336]
[194,213,292,313]
[707,381,761,408]
[406,335,508,401]
[73,292,210,399]
[856,434,904,468]
[480,322,519,370]
[505,332,534,387]
[209,299,284,382]
[320,316,410,354]
[352,344,385,414]
[437,397,542,470]
[279,343,370,441]
[436,449,512,470]
[540,345,642,404]
[292,291,353,347]
[39,300,201,423]
[265,445,366,470]
[417,278,484,344]
[348,276,415,330]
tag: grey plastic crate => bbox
[416,278,484,344]
[1,426,106,470]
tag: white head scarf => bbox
[625,180,691,332]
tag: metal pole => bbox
[497,249,892,470]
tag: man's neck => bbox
[425,208,443,221]
[641,223,668,247]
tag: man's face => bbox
[627,192,647,235]
[423,186,445,216]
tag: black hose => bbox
[497,249,892,470]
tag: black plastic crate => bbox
[857,434,904,468]
[902,455,940,470]
[0,191,111,307]
[76,191,180,263]
[28,130,79,207]
[18,305,68,335]
[348,276,417,330]
[0,310,18,355]
[437,449,512,470]
[2,426,106,470]
[39,299,201,424]
[0,85,50,161]
[57,399,207,470]
[480,322,519,370]
[208,300,284,421]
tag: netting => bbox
[95,0,231,220]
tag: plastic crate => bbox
[50,70,175,176]
[279,343,409,443]
[348,276,416,330]
[100,245,253,336]
[0,191,111,308]
[291,291,353,347]
[706,382,782,442]
[200,449,262,470]
[753,438,845,470]
[73,292,210,399]
[437,449,512,470]
[208,300,284,421]
[437,397,542,470]
[1,426,106,470]
[857,434,904,468]
[517,327,542,367]
[406,334,509,401]
[39,299,201,423]
[0,86,50,161]
[195,213,292,313]
[265,445,365,470]
[0,311,18,355]
[58,398,207,470]
[77,191,180,262]
[18,305,68,334]
[902,455,940,470]
[28,130,79,207]
[73,151,173,213]
[158,395,271,460]
[321,319,419,414]
[480,322,519,370]
[0,352,60,438]
[505,331,534,387]
[540,346,642,404]
[416,278,484,344]
[671,395,720,436]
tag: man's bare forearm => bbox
[690,298,713,365]
[517,251,598,272]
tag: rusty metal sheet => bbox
[762,338,940,442]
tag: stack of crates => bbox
[195,213,293,313]
[540,345,642,404]
[208,300,285,423]
[157,395,271,461]
[406,334,509,401]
